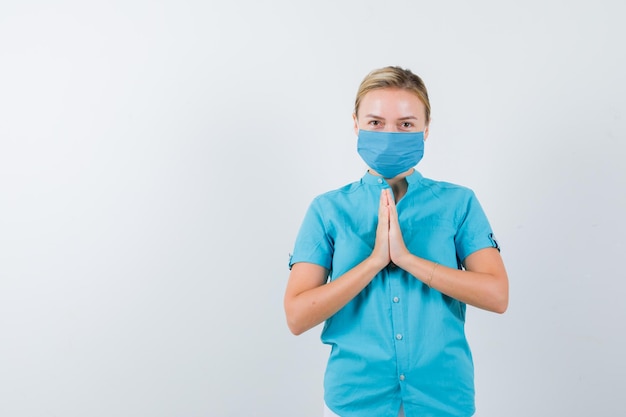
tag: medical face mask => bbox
[357,130,425,178]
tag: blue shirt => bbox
[289,170,499,417]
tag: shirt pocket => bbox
[402,215,457,262]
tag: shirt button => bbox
[377,178,383,184]
[399,374,406,381]
[393,296,400,303]
[396,333,403,340]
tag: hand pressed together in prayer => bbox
[373,188,412,270]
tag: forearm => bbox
[394,250,509,313]
[285,257,386,335]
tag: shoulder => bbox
[310,178,364,205]
[416,175,477,201]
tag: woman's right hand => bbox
[284,189,393,335]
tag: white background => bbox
[1,1,625,416]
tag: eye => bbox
[368,120,381,127]
[401,122,413,128]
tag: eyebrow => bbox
[363,114,419,120]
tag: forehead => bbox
[358,88,425,117]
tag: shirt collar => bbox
[360,169,424,186]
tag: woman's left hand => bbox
[382,189,508,313]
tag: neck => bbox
[388,178,408,202]
[379,168,413,202]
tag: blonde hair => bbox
[354,66,431,122]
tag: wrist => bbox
[391,250,412,270]
[365,254,390,272]
[426,261,439,287]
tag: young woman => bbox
[284,66,509,417]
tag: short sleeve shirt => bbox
[289,171,499,417]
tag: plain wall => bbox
[1,1,624,416]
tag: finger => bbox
[387,189,396,210]
[389,210,401,238]
[378,190,389,220]
[386,191,398,221]
[388,195,402,237]
[378,190,385,216]
[380,188,389,207]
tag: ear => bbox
[424,120,430,141]
[352,113,359,136]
